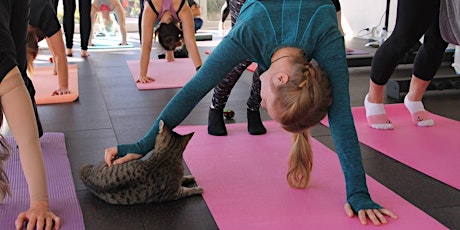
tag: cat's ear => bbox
[158,120,165,134]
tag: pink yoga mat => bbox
[31,64,79,105]
[0,133,85,230]
[127,59,196,90]
[175,121,445,229]
[321,104,460,190]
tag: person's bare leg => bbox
[66,48,73,57]
[405,75,430,101]
[404,75,434,126]
[364,79,394,129]
[113,5,128,45]
[89,5,99,47]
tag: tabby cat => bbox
[79,120,203,205]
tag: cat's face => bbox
[155,120,194,160]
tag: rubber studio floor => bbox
[24,31,460,229]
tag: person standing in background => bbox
[364,0,448,130]
[52,0,92,57]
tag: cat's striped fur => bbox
[79,120,203,205]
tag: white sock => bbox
[364,94,393,129]
[404,96,434,126]
[364,94,386,116]
[404,96,425,114]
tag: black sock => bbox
[208,108,227,136]
[247,108,266,135]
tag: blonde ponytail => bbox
[287,131,313,188]
[275,60,332,189]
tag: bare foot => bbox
[119,41,128,45]
[81,50,90,58]
[66,48,73,57]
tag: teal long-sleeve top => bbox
[118,0,382,213]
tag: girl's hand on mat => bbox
[136,76,155,83]
[104,147,142,166]
[15,201,61,230]
[344,203,398,225]
[52,88,71,96]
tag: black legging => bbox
[371,0,448,85]
[53,0,91,50]
[1,0,43,137]
[221,0,230,23]
[211,0,262,110]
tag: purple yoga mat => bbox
[321,104,460,190]
[0,133,84,230]
[176,121,446,229]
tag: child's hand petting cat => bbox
[104,147,142,166]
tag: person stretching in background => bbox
[136,0,202,83]
[28,0,71,96]
[89,0,129,46]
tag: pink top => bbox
[147,0,186,22]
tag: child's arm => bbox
[178,3,202,70]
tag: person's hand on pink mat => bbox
[136,75,155,83]
[52,88,71,96]
[344,203,398,225]
[15,201,61,230]
[104,147,142,166]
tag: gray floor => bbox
[33,32,460,229]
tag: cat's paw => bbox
[196,186,204,194]
[181,175,196,186]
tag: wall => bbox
[341,0,397,39]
